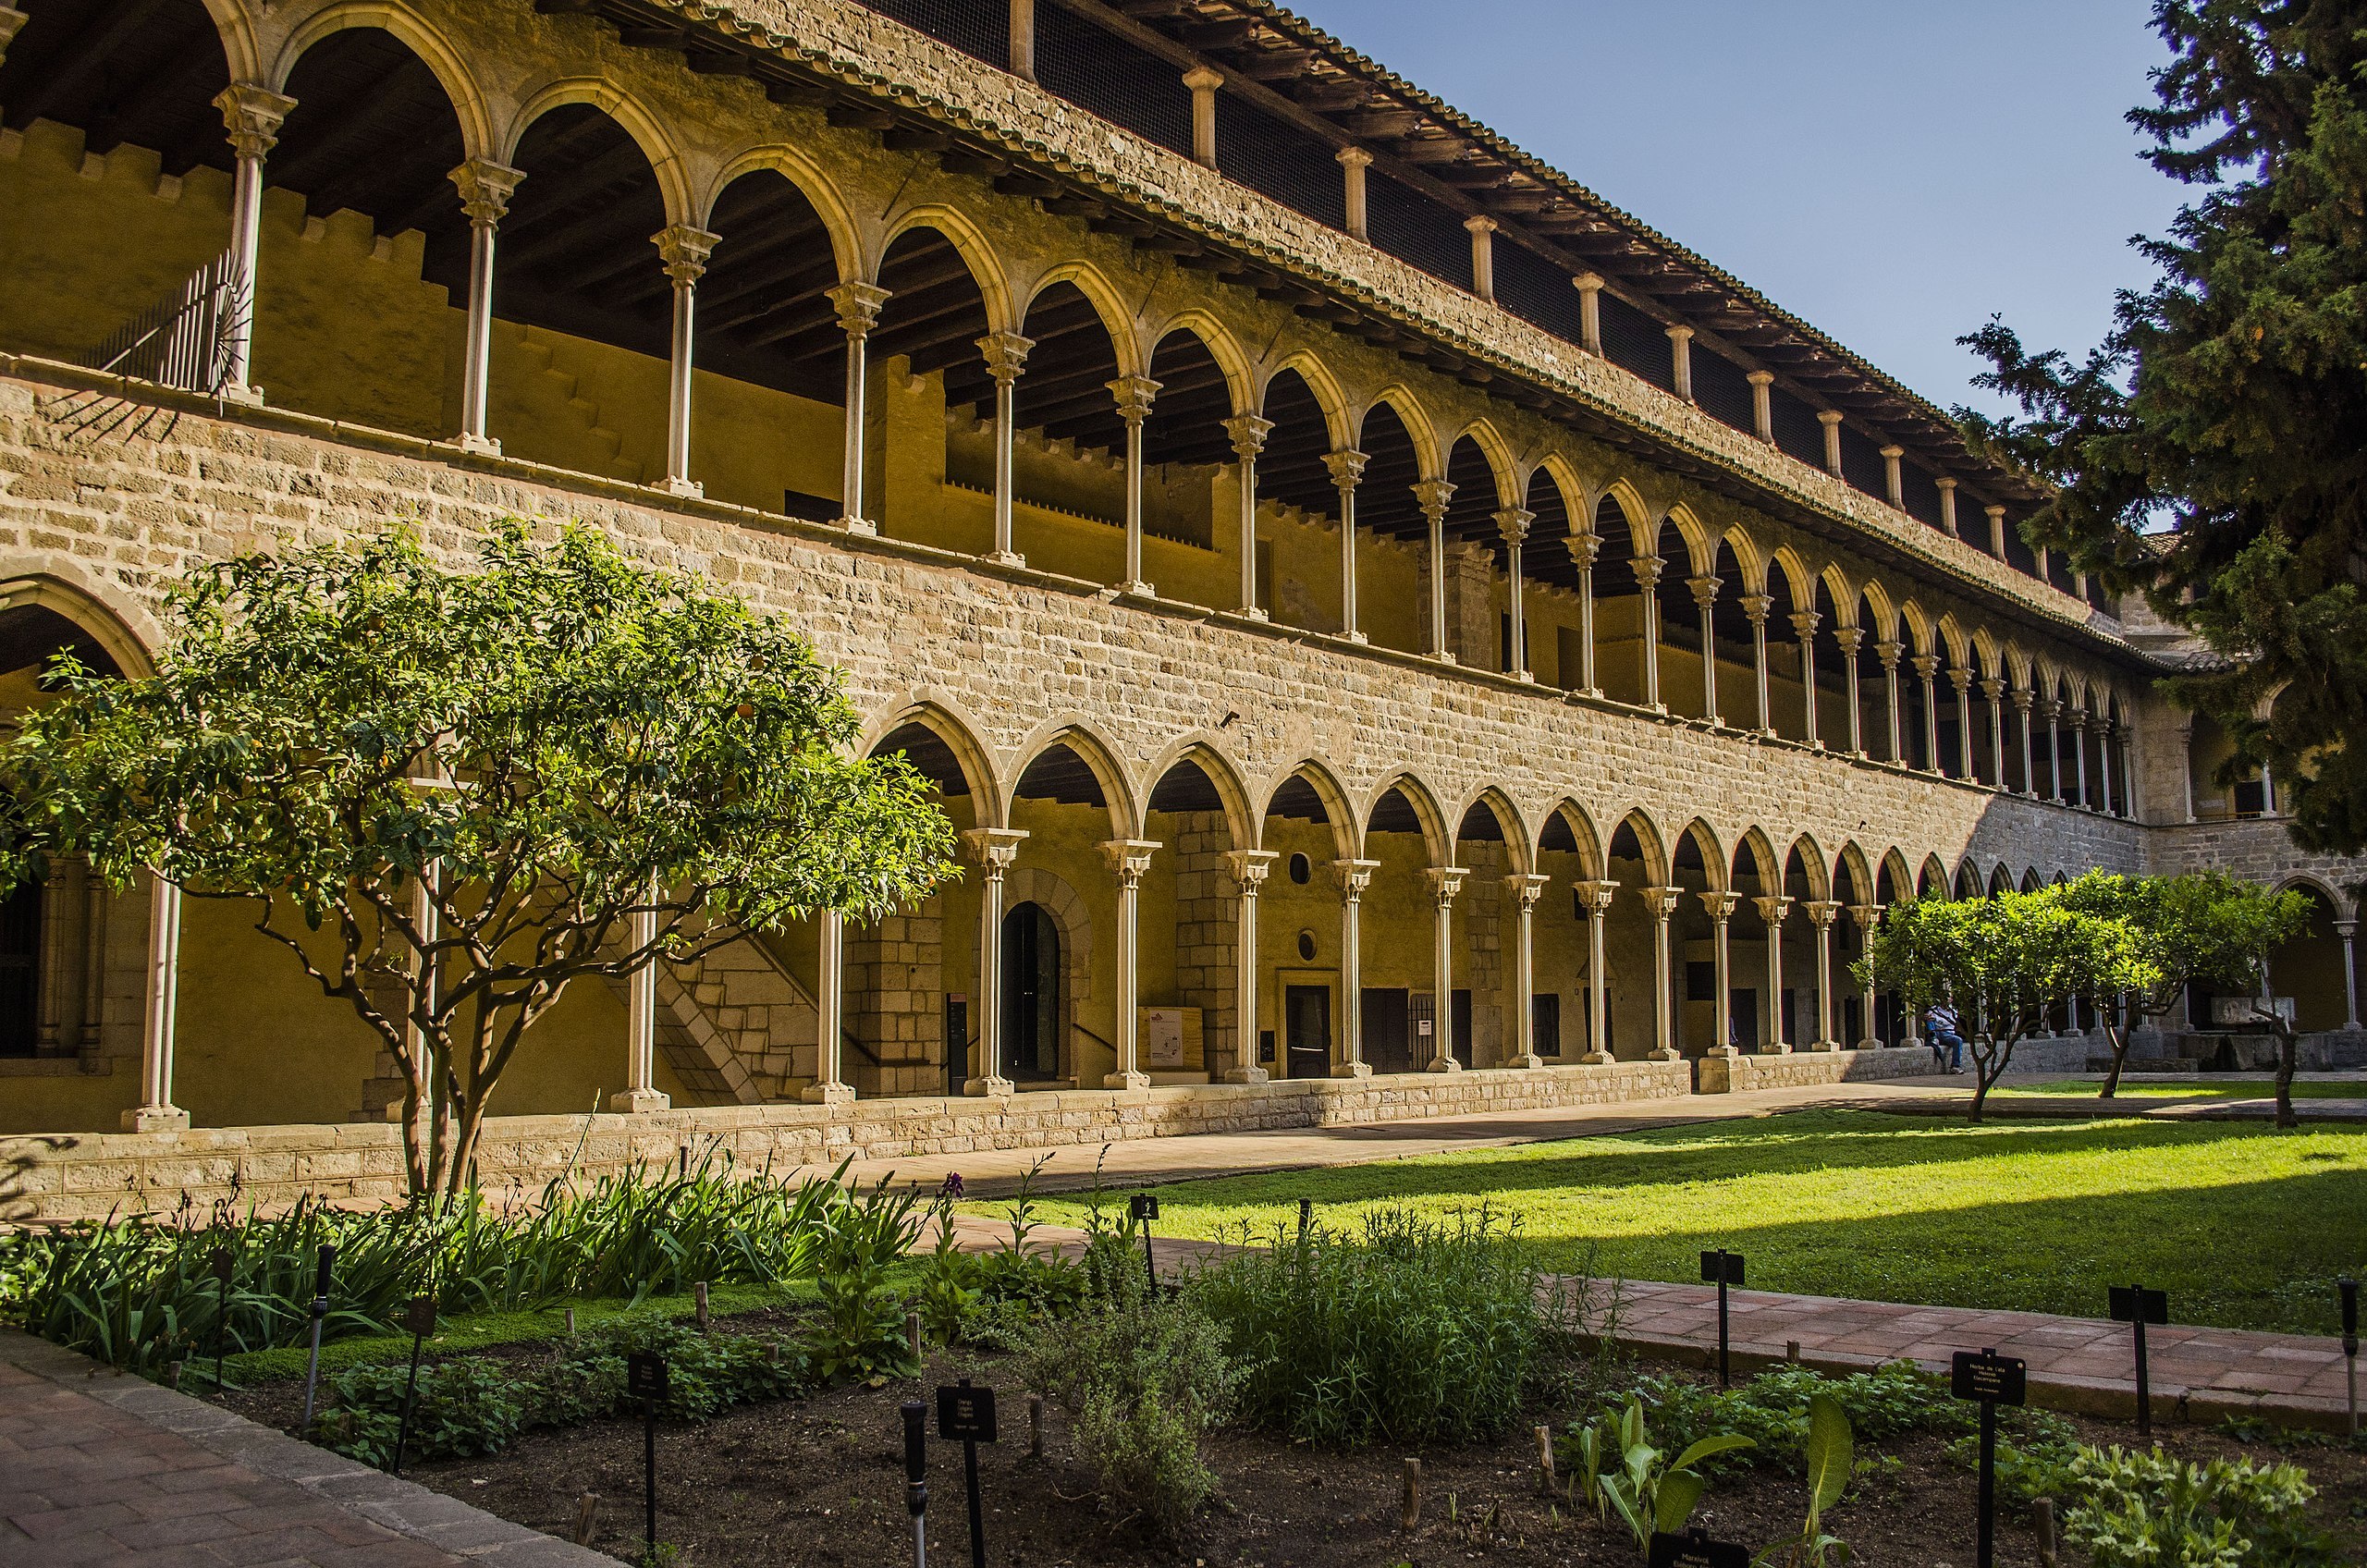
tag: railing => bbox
[45,251,248,441]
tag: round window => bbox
[1288,851,1312,885]
[1295,929,1318,962]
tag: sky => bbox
[1284,0,2183,418]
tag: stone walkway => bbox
[0,1329,601,1567]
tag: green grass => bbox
[1998,1078,2367,1100]
[990,1111,2367,1335]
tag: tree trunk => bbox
[2099,1018,2129,1099]
[443,1097,487,1200]
[2274,1024,2299,1131]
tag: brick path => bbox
[0,1329,601,1567]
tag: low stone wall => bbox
[1694,1045,1933,1095]
[2,1060,1692,1222]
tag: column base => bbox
[2343,1022,2363,1034]
[1578,687,1603,701]
[1577,1050,1613,1066]
[1119,579,1156,598]
[1425,1056,1464,1072]
[1220,1065,1270,1084]
[1805,1039,1841,1053]
[658,476,705,500]
[1701,1046,1739,1060]
[1646,1047,1681,1062]
[219,384,265,408]
[1240,606,1269,622]
[1331,1060,1373,1079]
[1510,669,1534,683]
[836,515,877,536]
[1428,650,1456,665]
[986,549,1025,568]
[1343,630,1368,645]
[1854,1039,1881,1052]
[608,1088,670,1113]
[1102,1070,1151,1092]
[450,432,501,457]
[800,1081,854,1105]
[1762,1042,1794,1055]
[963,1075,1015,1097]
[120,1104,190,1133]
[1502,1053,1547,1071]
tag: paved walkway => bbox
[0,1329,601,1567]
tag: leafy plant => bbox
[1576,1395,1753,1550]
[1612,1363,1964,1477]
[809,1180,922,1383]
[2062,1447,2334,1568]
[1755,1393,1853,1567]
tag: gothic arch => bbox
[1361,771,1453,868]
[1141,733,1258,852]
[1018,258,1147,381]
[702,144,863,286]
[877,203,1016,335]
[269,3,497,158]
[1004,718,1140,839]
[859,694,1006,826]
[500,78,695,226]
[1453,786,1533,876]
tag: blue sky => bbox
[1285,0,2182,417]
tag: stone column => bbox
[1702,891,1740,1058]
[1416,477,1455,661]
[1337,146,1371,240]
[1952,668,1976,779]
[963,827,1026,1096]
[1881,445,1906,509]
[2071,710,2093,807]
[1327,448,1367,643]
[1221,849,1278,1082]
[1849,904,1882,1048]
[1875,640,1904,764]
[2042,698,2065,802]
[1498,507,1534,680]
[1833,626,1865,754]
[1503,874,1550,1068]
[1747,369,1774,442]
[1937,475,1959,537]
[1741,593,1773,734]
[1571,530,1601,696]
[215,83,296,401]
[448,158,523,454]
[1666,324,1695,402]
[828,280,891,533]
[1111,374,1159,594]
[1575,880,1617,1062]
[1466,214,1497,301]
[2015,690,2038,796]
[1641,886,1685,1060]
[79,867,106,1063]
[1572,272,1604,354]
[1816,408,1844,476]
[1981,677,2006,788]
[978,331,1033,565]
[1912,654,1941,772]
[611,885,670,1112]
[1008,0,1036,79]
[2096,717,2117,815]
[1634,555,1665,711]
[1687,574,1722,723]
[1755,895,1793,1052]
[33,865,74,1055]
[803,909,853,1103]
[1225,411,1275,619]
[1804,900,1841,1051]
[2336,920,2361,1032]
[653,224,719,498]
[126,875,190,1131]
[1423,866,1467,1071]
[1984,502,2008,557]
[1184,66,1222,167]
[1331,859,1380,1076]
[1101,839,1159,1090]
[1792,609,1821,746]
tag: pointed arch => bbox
[1732,827,1783,893]
[270,2,496,158]
[1019,258,1147,380]
[1142,308,1254,413]
[1718,522,1771,596]
[1898,599,1935,655]
[1834,841,1876,906]
[1820,564,1862,629]
[1453,786,1533,876]
[1526,451,1593,524]
[1768,545,1820,610]
[1004,717,1141,839]
[1354,385,1442,478]
[1537,798,1605,881]
[1140,733,1257,852]
[501,79,694,226]
[1260,349,1351,449]
[1879,848,1916,905]
[1661,502,1714,576]
[878,203,1015,335]
[1675,817,1728,891]
[1261,758,1359,863]
[0,569,159,679]
[859,694,1005,826]
[1598,479,1659,557]
[704,144,862,286]
[1443,418,1520,509]
[1362,771,1453,868]
[1608,808,1671,886]
[1918,854,1949,900]
[1785,833,1833,901]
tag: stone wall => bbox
[1694,1045,1932,1094]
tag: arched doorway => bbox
[1000,900,1061,1083]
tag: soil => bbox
[219,1319,2367,1567]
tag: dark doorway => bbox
[1729,990,1758,1054]
[1533,994,1561,1058]
[1452,988,1473,1068]
[944,994,966,1096]
[1000,901,1061,1082]
[0,878,39,1057]
[1361,987,1410,1073]
[1284,985,1331,1079]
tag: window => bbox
[1288,851,1312,885]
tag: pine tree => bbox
[1959,0,2367,852]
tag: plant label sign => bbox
[2108,1285,2168,1325]
[1647,1527,1750,1568]
[406,1295,437,1337]
[1698,1249,1745,1286]
[936,1381,998,1444]
[1129,1193,1160,1223]
[627,1351,669,1403]
[1950,1350,2027,1407]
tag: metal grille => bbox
[80,250,246,396]
[1036,3,1190,157]
[1691,344,1756,434]
[1494,238,1586,344]
[1837,423,1887,498]
[1367,170,1468,289]
[1599,291,1672,392]
[1768,384,1826,469]
[1900,459,1944,529]
[862,0,1007,65]
[1219,96,1344,228]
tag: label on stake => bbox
[1950,1349,2027,1406]
[2109,1285,2168,1325]
[936,1381,998,1443]
[627,1351,669,1403]
[1648,1527,1751,1568]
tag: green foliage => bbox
[2062,1446,2334,1568]
[1573,1395,1752,1550]
[1020,1288,1242,1536]
[1616,1363,1965,1479]
[1956,4,2367,852]
[912,1170,1093,1348]
[1186,1206,1587,1450]
[1754,1393,1854,1568]
[0,524,954,1194]
[809,1180,923,1383]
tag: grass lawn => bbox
[1997,1077,2367,1100]
[996,1110,2367,1335]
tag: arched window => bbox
[1000,900,1061,1082]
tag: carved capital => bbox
[1493,507,1534,545]
[1789,609,1821,641]
[1506,872,1550,911]
[652,224,720,285]
[1979,676,2005,702]
[1911,653,1941,681]
[1335,144,1373,169]
[1950,667,1975,694]
[1746,369,1774,388]
[1700,890,1741,923]
[1411,477,1455,521]
[1566,530,1601,569]
[1630,555,1664,592]
[1571,272,1604,295]
[1573,878,1620,915]
[2012,689,2036,714]
[448,158,525,227]
[1640,885,1685,920]
[1686,573,1721,611]
[1099,839,1160,888]
[1802,899,1842,929]
[1221,410,1274,459]
[976,330,1034,382]
[1331,857,1380,899]
[1424,866,1468,908]
[1222,848,1278,891]
[1815,409,1845,429]
[215,82,297,161]
[1871,639,1903,671]
[1323,447,1368,490]
[960,827,1027,874]
[1753,894,1794,926]
[1464,212,1499,236]
[1847,903,1883,931]
[827,280,892,337]
[1738,593,1774,625]
[1181,65,1224,93]
[1108,374,1159,423]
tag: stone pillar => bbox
[829,281,891,533]
[79,868,105,1063]
[1327,448,1367,643]
[1111,374,1159,594]
[2095,717,2116,815]
[1816,408,1844,476]
[1702,891,1740,1058]
[653,224,719,498]
[1741,594,1773,734]
[2071,710,2092,807]
[1937,475,1959,537]
[1575,880,1617,1062]
[2042,698,2065,802]
[1875,640,1904,764]
[1184,66,1222,167]
[1981,677,2006,788]
[2336,920,2361,1032]
[126,875,190,1131]
[1221,849,1277,1082]
[1466,214,1497,301]
[1416,477,1454,661]
[1332,859,1379,1076]
[1833,627,1865,755]
[1755,895,1793,1052]
[1912,654,1941,773]
[803,909,853,1103]
[1688,573,1721,723]
[1849,904,1882,1048]
[1792,609,1821,746]
[1337,146,1371,240]
[1498,507,1534,680]
[1986,502,2009,557]
[611,886,670,1113]
[33,865,74,1055]
[1503,874,1549,1068]
[1641,886,1684,1060]
[215,83,296,401]
[1008,0,1036,80]
[1225,411,1275,619]
[1881,445,1905,509]
[1634,555,1665,711]
[1571,531,1601,696]
[1952,668,1976,779]
[1101,839,1159,1090]
[1572,273,1604,354]
[963,827,1026,1095]
[1667,324,1695,402]
[448,158,523,454]
[1422,866,1468,1071]
[2015,690,2038,796]
[1804,900,1841,1051]
[1747,369,1774,442]
[978,331,1032,565]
